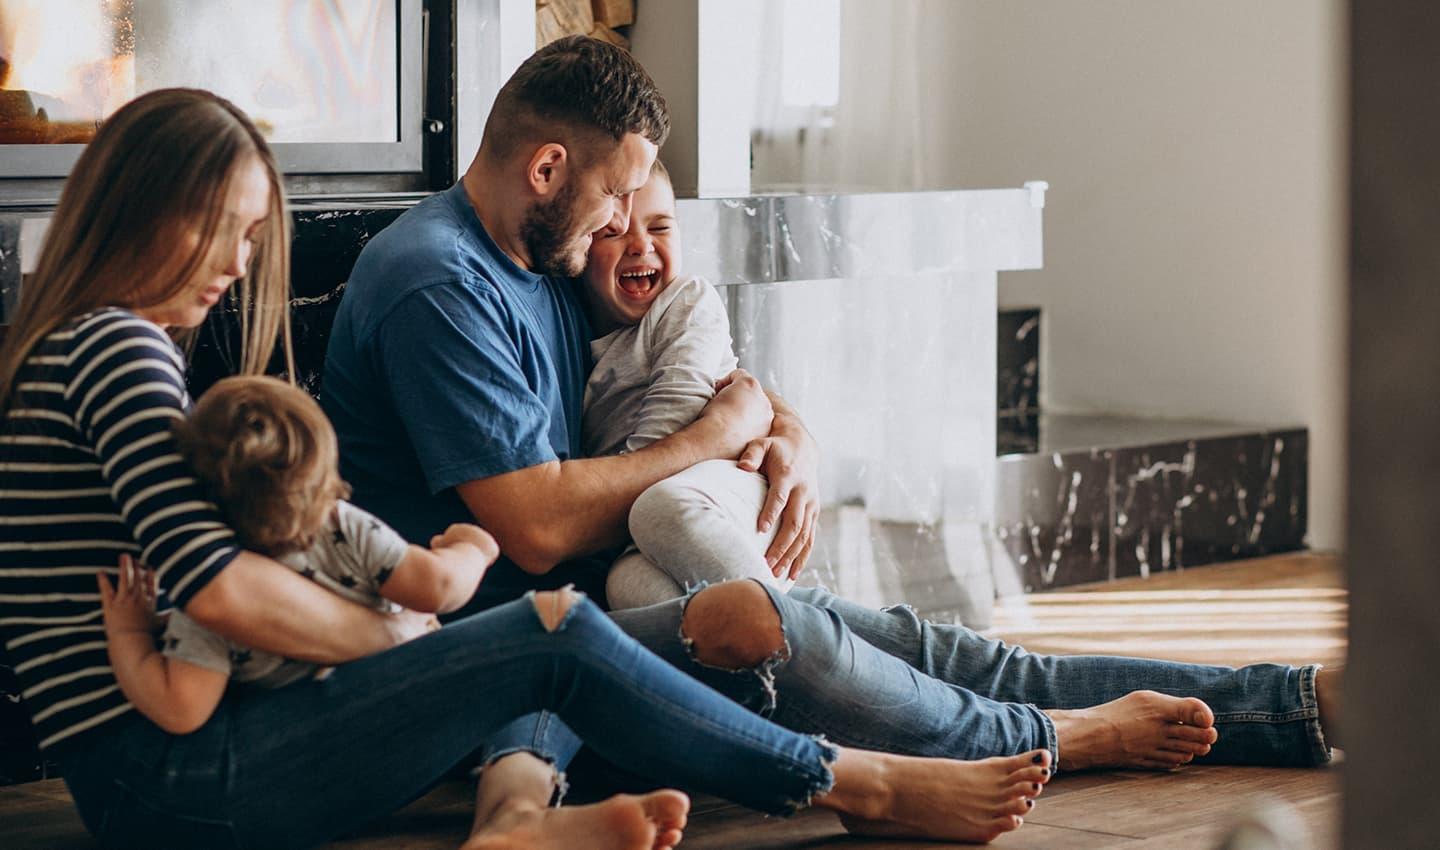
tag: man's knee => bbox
[682,580,785,669]
[533,588,580,632]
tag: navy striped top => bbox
[0,308,240,751]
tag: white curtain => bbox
[750,0,927,192]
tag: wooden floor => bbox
[0,554,1345,849]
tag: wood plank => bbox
[591,0,635,28]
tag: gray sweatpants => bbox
[606,459,792,609]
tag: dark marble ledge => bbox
[1002,413,1306,458]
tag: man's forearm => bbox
[184,552,402,664]
[459,411,741,573]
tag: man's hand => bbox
[738,405,820,581]
[705,369,773,457]
[97,555,162,637]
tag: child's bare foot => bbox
[461,790,689,850]
[1047,690,1218,770]
[835,749,1052,844]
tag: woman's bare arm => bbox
[184,551,435,664]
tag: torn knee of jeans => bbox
[677,581,791,713]
[531,586,584,633]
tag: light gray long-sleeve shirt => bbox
[583,275,738,458]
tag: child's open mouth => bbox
[617,268,661,301]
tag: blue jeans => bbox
[492,582,1330,773]
[59,594,835,850]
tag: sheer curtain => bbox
[750,0,926,192]
[736,1,998,625]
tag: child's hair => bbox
[173,376,351,556]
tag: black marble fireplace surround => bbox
[0,212,1307,785]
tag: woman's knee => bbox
[682,580,785,669]
[532,588,582,632]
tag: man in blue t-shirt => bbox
[322,35,826,842]
[322,37,819,612]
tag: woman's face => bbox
[136,156,272,329]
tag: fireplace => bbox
[0,0,445,195]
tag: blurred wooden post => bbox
[1346,3,1440,848]
[629,0,759,196]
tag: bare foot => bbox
[837,749,1052,844]
[1316,665,1342,749]
[1047,690,1218,770]
[461,790,690,850]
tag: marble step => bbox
[994,414,1307,593]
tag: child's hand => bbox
[431,523,500,566]
[706,369,774,455]
[97,555,162,636]
[388,608,443,645]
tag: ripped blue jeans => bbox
[60,593,835,850]
[488,581,1329,776]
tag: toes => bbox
[1004,779,1045,800]
[1006,765,1052,786]
[1178,696,1215,728]
[998,796,1033,817]
[1025,748,1052,770]
[999,748,1051,776]
[641,790,690,829]
[1165,738,1212,757]
[989,814,1025,836]
[1149,748,1195,765]
[1169,723,1219,746]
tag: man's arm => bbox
[457,370,773,574]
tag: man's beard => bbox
[519,181,588,278]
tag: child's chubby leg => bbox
[616,459,785,610]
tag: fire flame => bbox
[0,0,134,125]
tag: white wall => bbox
[920,1,1347,550]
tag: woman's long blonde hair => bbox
[0,88,294,415]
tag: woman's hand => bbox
[97,554,162,636]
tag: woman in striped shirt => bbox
[0,89,1053,849]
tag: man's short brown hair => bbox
[173,376,350,557]
[482,35,669,165]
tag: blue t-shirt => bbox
[322,182,605,608]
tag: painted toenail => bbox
[1032,753,1044,764]
[1032,783,1040,791]
[1042,768,1051,776]
[1026,799,1035,808]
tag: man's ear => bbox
[525,143,569,199]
